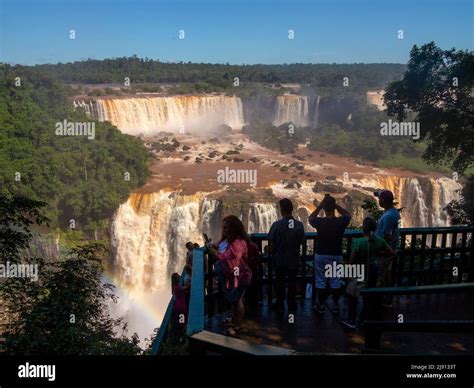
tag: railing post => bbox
[187,248,205,337]
[440,232,448,283]
[258,241,264,303]
[268,252,274,304]
[397,231,407,286]
[418,232,427,285]
[362,293,383,350]
[408,234,417,286]
[449,232,458,284]
[150,295,175,355]
[459,231,468,283]
[429,232,438,285]
[469,230,474,282]
[312,236,317,305]
[206,253,215,317]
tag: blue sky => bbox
[0,0,472,65]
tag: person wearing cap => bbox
[374,189,401,251]
[185,241,194,266]
[308,194,351,315]
[374,189,401,306]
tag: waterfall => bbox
[247,203,279,233]
[76,94,317,132]
[403,178,431,227]
[273,95,310,127]
[75,95,245,135]
[111,194,278,298]
[73,99,108,121]
[108,191,222,343]
[313,95,321,129]
[111,191,221,293]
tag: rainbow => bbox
[101,270,169,333]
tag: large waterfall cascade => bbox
[75,95,245,135]
[75,93,322,134]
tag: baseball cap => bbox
[374,189,394,202]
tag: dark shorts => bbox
[224,285,246,303]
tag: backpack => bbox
[246,240,260,272]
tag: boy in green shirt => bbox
[342,217,394,329]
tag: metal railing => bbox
[361,282,474,351]
[153,225,474,355]
[186,248,205,336]
[150,249,206,354]
[249,226,474,304]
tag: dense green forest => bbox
[0,64,150,234]
[0,193,142,354]
[32,57,406,91]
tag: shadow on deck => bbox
[206,292,474,354]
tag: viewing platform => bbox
[152,226,474,356]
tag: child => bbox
[342,217,394,329]
[171,272,188,339]
[181,264,192,309]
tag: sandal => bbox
[223,325,242,336]
[223,327,237,336]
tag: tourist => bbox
[171,272,188,340]
[185,241,194,266]
[309,194,351,314]
[182,264,192,308]
[374,189,400,306]
[375,189,400,252]
[208,215,252,336]
[268,198,305,312]
[342,217,394,329]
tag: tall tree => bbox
[384,42,474,173]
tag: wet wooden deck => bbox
[206,292,474,354]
